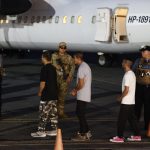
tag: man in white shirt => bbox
[71,52,92,141]
[110,58,141,143]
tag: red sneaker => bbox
[110,136,124,143]
[127,136,141,142]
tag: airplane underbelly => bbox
[0,19,150,53]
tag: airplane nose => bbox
[0,0,32,15]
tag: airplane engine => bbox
[0,0,32,15]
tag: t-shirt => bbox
[40,64,58,101]
[121,70,136,105]
[77,62,92,102]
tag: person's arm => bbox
[71,78,85,96]
[132,58,140,72]
[117,73,131,102]
[117,86,129,102]
[38,67,46,96]
[38,81,45,96]
[67,56,75,84]
[69,56,75,78]
[51,53,61,70]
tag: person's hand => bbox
[71,89,77,96]
[38,92,42,97]
[117,95,122,102]
[56,65,61,70]
[66,77,72,84]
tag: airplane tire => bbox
[98,55,112,67]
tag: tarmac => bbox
[0,57,150,150]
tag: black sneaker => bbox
[71,132,91,142]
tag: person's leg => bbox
[117,105,129,137]
[143,86,150,130]
[57,79,68,118]
[76,100,89,134]
[71,100,90,141]
[128,105,140,136]
[38,101,51,132]
[48,100,58,130]
[135,84,144,121]
[31,101,51,137]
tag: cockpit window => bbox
[78,16,82,24]
[31,16,35,23]
[42,16,46,23]
[24,16,28,23]
[55,16,59,23]
[17,16,22,24]
[49,16,53,23]
[63,16,67,24]
[92,16,96,24]
[71,16,75,24]
[36,16,41,23]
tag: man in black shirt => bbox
[31,51,58,138]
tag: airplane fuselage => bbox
[0,0,150,53]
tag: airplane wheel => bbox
[98,55,112,67]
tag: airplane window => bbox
[63,16,67,24]
[49,16,53,23]
[42,16,46,23]
[24,16,28,23]
[0,20,4,24]
[55,16,59,23]
[31,16,35,23]
[17,16,22,24]
[36,16,41,23]
[6,20,9,24]
[71,16,75,24]
[78,16,82,24]
[92,16,96,24]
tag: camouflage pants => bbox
[57,78,68,115]
[38,100,58,132]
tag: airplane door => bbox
[95,8,112,42]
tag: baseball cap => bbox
[59,42,67,47]
[139,45,150,52]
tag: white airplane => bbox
[0,0,150,66]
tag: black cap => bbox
[139,45,150,52]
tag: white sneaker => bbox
[86,130,92,139]
[31,131,46,137]
[46,130,57,136]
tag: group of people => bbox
[31,42,92,141]
[31,42,150,142]
[110,45,150,143]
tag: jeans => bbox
[117,104,140,137]
[76,100,89,134]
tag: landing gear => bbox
[98,54,113,67]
